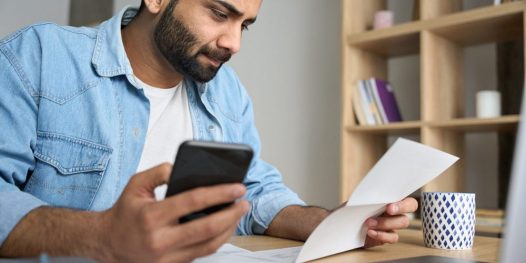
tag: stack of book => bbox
[476,209,505,229]
[352,78,402,125]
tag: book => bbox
[363,80,383,124]
[357,80,376,125]
[369,78,388,124]
[476,208,504,218]
[351,83,368,125]
[476,216,505,228]
[374,79,403,123]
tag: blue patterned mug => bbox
[421,192,476,250]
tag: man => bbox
[0,0,417,262]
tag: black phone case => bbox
[166,141,253,223]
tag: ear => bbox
[143,0,164,15]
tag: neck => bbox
[122,12,183,89]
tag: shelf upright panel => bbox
[421,29,465,192]
[420,0,463,20]
[341,0,388,201]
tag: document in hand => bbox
[296,138,459,262]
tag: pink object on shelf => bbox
[373,10,394,29]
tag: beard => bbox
[153,0,231,83]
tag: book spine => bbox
[369,78,388,124]
[376,80,403,122]
[476,216,505,227]
[352,83,367,125]
[363,80,382,124]
[358,80,376,125]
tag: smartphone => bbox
[166,140,254,223]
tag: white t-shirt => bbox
[134,77,193,199]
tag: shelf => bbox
[347,1,525,57]
[346,121,422,135]
[427,115,520,133]
[347,23,421,57]
[428,2,524,47]
[346,115,520,135]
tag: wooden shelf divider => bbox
[346,121,422,135]
[346,115,520,134]
[428,115,521,132]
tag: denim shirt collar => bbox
[91,7,209,94]
[91,7,135,78]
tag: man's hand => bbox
[101,163,250,263]
[265,197,417,248]
[0,163,248,263]
[363,197,418,248]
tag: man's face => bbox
[153,0,261,83]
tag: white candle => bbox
[476,90,501,118]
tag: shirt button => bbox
[133,128,141,137]
[208,125,215,131]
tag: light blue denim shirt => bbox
[0,7,305,246]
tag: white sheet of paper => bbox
[296,138,459,262]
[193,244,301,263]
[251,246,303,262]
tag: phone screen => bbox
[166,141,253,222]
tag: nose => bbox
[217,27,241,54]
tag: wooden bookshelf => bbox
[341,0,525,235]
[346,121,422,135]
[428,115,520,132]
[345,115,520,134]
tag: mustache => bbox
[199,46,232,63]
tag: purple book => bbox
[374,79,402,122]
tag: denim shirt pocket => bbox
[206,96,243,142]
[26,132,112,210]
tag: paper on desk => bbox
[296,138,459,262]
[193,244,302,263]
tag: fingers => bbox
[362,197,416,249]
[366,229,399,245]
[157,200,249,249]
[386,197,418,215]
[146,183,247,225]
[161,223,238,263]
[129,163,173,196]
[365,215,410,231]
[364,235,385,248]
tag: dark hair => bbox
[138,0,178,13]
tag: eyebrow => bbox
[214,0,258,25]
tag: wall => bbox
[0,1,70,38]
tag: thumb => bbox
[129,163,172,195]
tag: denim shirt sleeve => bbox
[229,73,306,235]
[0,40,48,246]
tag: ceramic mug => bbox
[421,192,476,250]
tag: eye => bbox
[211,8,228,20]
[241,24,249,31]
